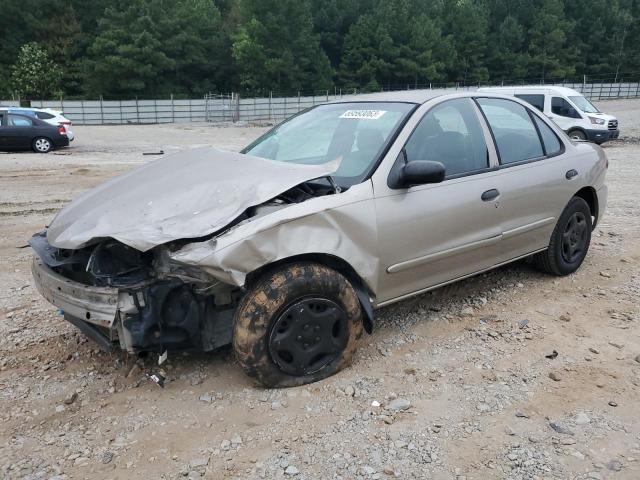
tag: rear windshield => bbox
[243,102,415,187]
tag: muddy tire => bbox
[233,262,363,388]
[533,196,592,276]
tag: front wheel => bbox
[568,129,587,141]
[533,196,592,276]
[32,137,53,153]
[233,262,363,387]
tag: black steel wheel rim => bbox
[561,211,588,263]
[268,297,348,376]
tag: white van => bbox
[477,86,619,144]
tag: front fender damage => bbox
[164,181,379,332]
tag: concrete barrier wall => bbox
[0,100,20,108]
[11,81,639,125]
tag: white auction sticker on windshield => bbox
[339,109,386,120]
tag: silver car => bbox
[30,91,608,387]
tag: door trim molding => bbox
[377,248,547,307]
[387,234,502,274]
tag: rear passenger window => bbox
[515,94,544,112]
[477,98,543,165]
[404,98,488,177]
[532,115,562,156]
[36,112,55,120]
[8,115,33,127]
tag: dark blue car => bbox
[0,110,69,153]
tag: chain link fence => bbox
[2,78,638,126]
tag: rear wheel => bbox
[32,137,53,153]
[568,129,587,141]
[534,197,592,276]
[233,262,363,387]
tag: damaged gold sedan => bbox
[30,91,608,386]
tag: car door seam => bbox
[501,217,556,240]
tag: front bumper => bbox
[31,256,119,329]
[31,253,236,354]
[585,128,619,143]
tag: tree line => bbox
[2,0,639,100]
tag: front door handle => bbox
[566,169,578,180]
[481,189,500,201]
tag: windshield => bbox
[568,96,600,113]
[243,102,415,187]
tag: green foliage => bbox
[85,0,228,97]
[527,0,577,80]
[10,43,62,98]
[232,0,332,94]
[339,0,450,89]
[0,0,639,99]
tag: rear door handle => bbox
[566,169,578,180]
[481,189,500,201]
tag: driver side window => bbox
[551,97,580,118]
[404,98,489,177]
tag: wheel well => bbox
[245,253,375,333]
[574,187,599,227]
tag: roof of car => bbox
[328,88,474,105]
[478,85,582,96]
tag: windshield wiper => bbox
[326,175,342,194]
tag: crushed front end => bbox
[29,231,241,354]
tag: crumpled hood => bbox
[47,147,339,252]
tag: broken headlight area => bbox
[29,231,152,288]
[29,231,242,354]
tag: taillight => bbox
[58,125,66,135]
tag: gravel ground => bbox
[1,99,639,480]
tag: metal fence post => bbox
[81,99,85,124]
[119,99,123,124]
[297,91,300,112]
[171,94,175,123]
[99,95,104,125]
[269,92,272,121]
[283,95,287,120]
[135,96,140,123]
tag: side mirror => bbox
[392,160,445,188]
